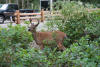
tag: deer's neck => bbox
[32,30,39,45]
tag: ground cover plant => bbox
[0,1,100,67]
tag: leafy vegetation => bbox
[1,1,100,67]
[61,35,100,67]
[47,1,100,47]
[0,24,33,67]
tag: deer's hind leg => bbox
[40,44,44,50]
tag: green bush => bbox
[60,35,100,67]
[0,24,65,67]
[1,1,100,67]
[11,36,100,67]
[46,1,99,46]
[13,47,61,67]
[0,24,33,66]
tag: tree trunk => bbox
[16,0,19,4]
[9,0,11,3]
[6,0,8,3]
[16,0,19,8]
[27,0,29,8]
[22,0,24,9]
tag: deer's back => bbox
[37,31,66,42]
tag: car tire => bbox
[0,15,4,24]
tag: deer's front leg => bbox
[57,42,66,50]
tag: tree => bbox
[16,0,19,4]
[22,0,24,9]
[6,0,8,3]
[9,0,11,3]
[27,0,29,8]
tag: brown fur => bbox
[29,19,66,50]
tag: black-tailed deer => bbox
[28,19,66,50]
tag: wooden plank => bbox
[15,16,41,20]
[20,16,41,20]
[14,13,41,16]
[20,13,41,16]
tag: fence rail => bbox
[14,9,44,24]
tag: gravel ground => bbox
[0,20,48,31]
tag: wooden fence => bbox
[14,9,44,24]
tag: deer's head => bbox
[28,19,40,32]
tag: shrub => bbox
[13,36,100,67]
[1,1,100,67]
[60,35,100,67]
[0,24,33,66]
[13,47,64,67]
[46,1,99,46]
[0,24,65,67]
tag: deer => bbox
[28,19,66,51]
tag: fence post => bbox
[16,10,20,24]
[41,9,44,22]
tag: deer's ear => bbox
[29,18,33,24]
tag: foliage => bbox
[0,24,65,67]
[1,1,100,67]
[14,47,63,67]
[31,0,40,9]
[1,33,100,67]
[0,0,40,9]
[0,24,33,67]
[46,1,99,46]
[44,2,100,67]
[60,35,100,67]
